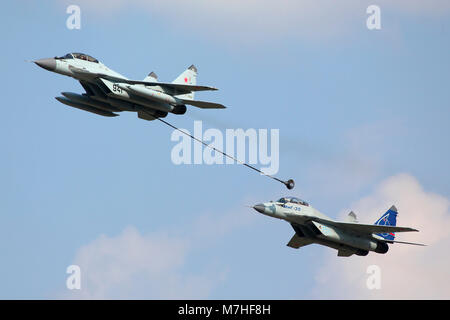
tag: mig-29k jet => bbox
[34,53,226,121]
[253,197,425,257]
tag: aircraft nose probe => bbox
[155,116,295,190]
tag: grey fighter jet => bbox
[34,53,225,121]
[253,197,424,257]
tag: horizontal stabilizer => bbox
[181,99,226,109]
[381,239,426,246]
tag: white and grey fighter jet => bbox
[34,53,225,121]
[253,197,424,257]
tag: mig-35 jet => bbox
[34,53,225,121]
[253,197,424,257]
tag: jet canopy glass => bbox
[56,53,99,63]
[277,197,309,206]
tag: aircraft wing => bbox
[287,234,314,249]
[119,80,218,92]
[68,67,218,92]
[315,219,418,235]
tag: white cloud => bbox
[61,205,256,299]
[312,173,450,299]
[62,226,221,299]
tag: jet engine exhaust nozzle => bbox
[375,241,389,254]
[172,104,187,115]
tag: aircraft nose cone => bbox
[253,204,266,214]
[34,58,56,71]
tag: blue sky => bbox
[1,1,449,299]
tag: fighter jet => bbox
[253,197,424,257]
[34,53,225,121]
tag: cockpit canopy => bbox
[55,53,99,63]
[277,197,309,206]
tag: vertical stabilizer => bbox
[172,65,197,100]
[374,205,398,241]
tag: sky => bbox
[1,1,449,299]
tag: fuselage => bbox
[34,53,188,118]
[253,197,389,256]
